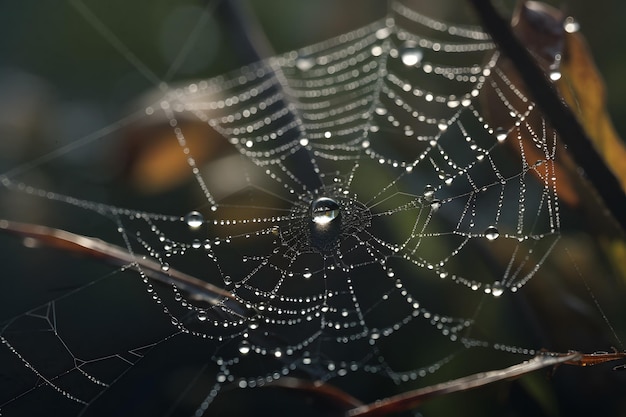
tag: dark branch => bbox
[468,0,626,233]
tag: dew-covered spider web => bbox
[1,1,624,416]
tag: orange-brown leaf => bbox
[557,31,626,195]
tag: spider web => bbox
[0,1,620,416]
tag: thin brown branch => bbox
[0,219,250,316]
[346,352,581,417]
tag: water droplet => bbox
[400,43,423,66]
[197,310,207,321]
[386,268,395,278]
[494,127,508,142]
[296,56,315,71]
[371,45,383,57]
[299,138,309,146]
[324,131,332,138]
[549,68,562,81]
[239,340,251,355]
[374,106,387,116]
[311,197,340,225]
[423,185,435,202]
[161,263,170,272]
[248,319,260,330]
[491,283,504,297]
[185,211,204,228]
[485,226,499,240]
[563,17,580,33]
[430,199,441,211]
[191,239,201,249]
[376,27,391,39]
[302,268,312,279]
[273,349,283,358]
[223,275,232,286]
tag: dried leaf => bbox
[120,120,225,193]
[557,29,626,195]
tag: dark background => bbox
[0,1,625,416]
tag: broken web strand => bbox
[0,260,180,414]
[0,2,588,416]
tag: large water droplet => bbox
[484,226,500,240]
[400,43,423,66]
[302,268,312,279]
[311,197,340,225]
[185,211,204,228]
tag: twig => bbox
[346,352,581,417]
[0,219,250,317]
